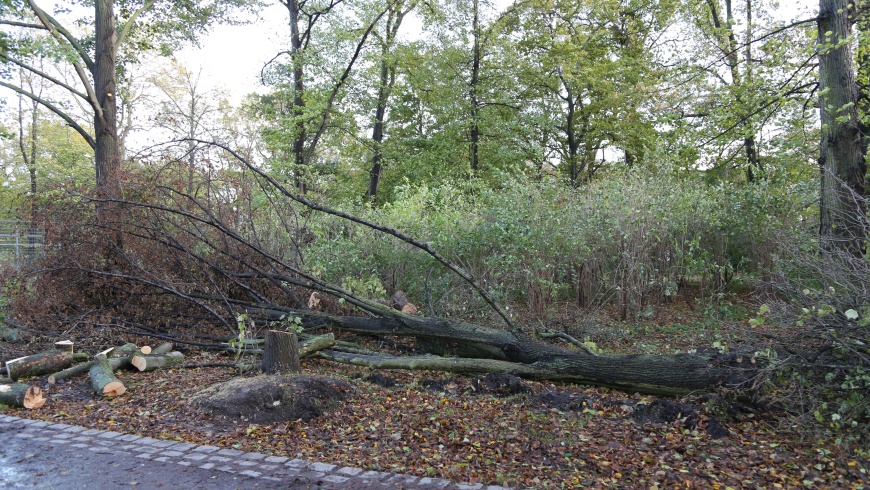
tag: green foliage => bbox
[303,170,804,320]
[757,232,870,441]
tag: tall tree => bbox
[0,0,251,196]
[514,0,672,185]
[366,0,415,203]
[259,0,389,193]
[818,0,867,256]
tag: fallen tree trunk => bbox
[276,310,743,396]
[5,351,89,380]
[98,343,138,359]
[300,333,335,358]
[130,351,185,372]
[0,383,46,409]
[150,342,174,355]
[90,359,125,396]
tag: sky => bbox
[173,3,287,104]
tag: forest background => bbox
[1,0,869,462]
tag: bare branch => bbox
[1,54,90,101]
[0,80,96,148]
[191,139,521,334]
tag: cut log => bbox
[140,346,152,355]
[392,290,418,315]
[109,343,139,358]
[89,359,125,396]
[48,357,130,385]
[299,333,335,358]
[130,351,184,372]
[54,340,74,352]
[262,330,300,374]
[5,350,89,380]
[0,383,46,409]
[151,342,174,355]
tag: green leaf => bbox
[845,309,859,320]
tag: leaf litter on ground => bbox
[1,354,867,489]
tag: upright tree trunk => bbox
[94,0,120,199]
[563,82,579,187]
[469,0,481,174]
[367,60,389,204]
[818,0,868,257]
[706,0,762,181]
[366,2,410,203]
[285,0,308,194]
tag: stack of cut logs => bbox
[0,340,184,409]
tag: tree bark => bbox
[0,383,46,409]
[130,351,185,372]
[94,0,120,199]
[262,330,301,374]
[299,333,335,358]
[275,309,738,396]
[818,0,868,257]
[90,358,125,396]
[5,351,88,380]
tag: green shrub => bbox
[302,170,804,321]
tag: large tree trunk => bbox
[5,351,88,380]
[262,330,301,374]
[90,358,125,396]
[818,0,868,257]
[270,308,740,396]
[94,0,120,198]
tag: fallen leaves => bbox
[0,355,867,488]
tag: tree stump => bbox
[262,330,300,374]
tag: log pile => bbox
[1,340,185,405]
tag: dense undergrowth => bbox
[1,164,868,448]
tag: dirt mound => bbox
[471,373,529,396]
[189,375,352,424]
[419,378,463,393]
[632,399,729,439]
[363,372,399,388]
[535,391,594,411]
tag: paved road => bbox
[0,415,507,490]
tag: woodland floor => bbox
[1,296,868,488]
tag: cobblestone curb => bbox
[0,415,509,490]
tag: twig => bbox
[540,332,598,356]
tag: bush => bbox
[757,228,870,443]
[304,170,804,321]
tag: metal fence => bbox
[0,220,45,264]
